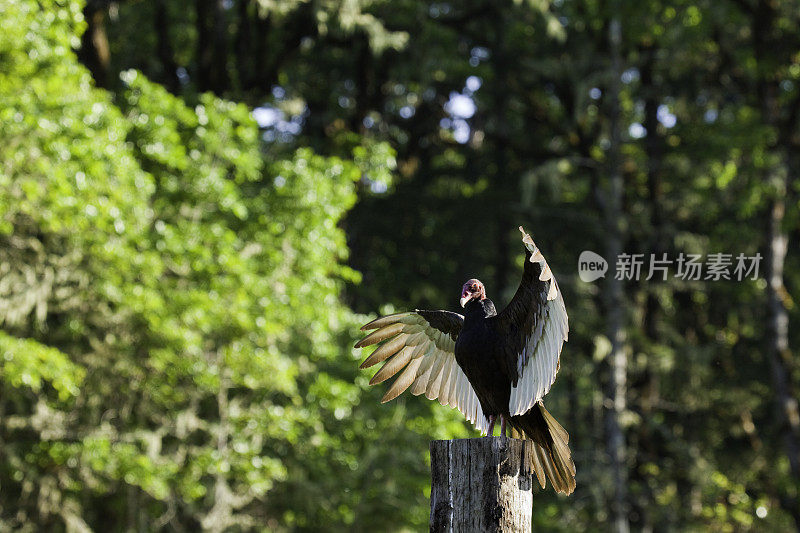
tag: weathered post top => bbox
[429,437,533,533]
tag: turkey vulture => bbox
[355,227,575,494]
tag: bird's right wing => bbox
[490,227,569,417]
[355,310,489,435]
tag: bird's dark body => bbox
[455,296,555,451]
[454,298,510,418]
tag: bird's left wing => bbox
[355,310,489,434]
[490,227,569,417]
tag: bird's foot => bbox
[500,415,507,437]
[486,415,496,436]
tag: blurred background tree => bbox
[1,0,798,531]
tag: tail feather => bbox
[510,402,576,495]
[528,439,547,489]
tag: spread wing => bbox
[355,310,489,435]
[490,227,569,417]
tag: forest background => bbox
[1,0,799,531]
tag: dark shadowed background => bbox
[1,0,799,531]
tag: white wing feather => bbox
[508,228,569,417]
[357,311,489,435]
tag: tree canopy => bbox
[1,0,799,531]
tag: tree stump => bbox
[429,437,533,533]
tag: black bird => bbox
[355,227,575,494]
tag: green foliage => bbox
[255,0,408,52]
[0,0,439,530]
[0,333,84,400]
[3,0,800,530]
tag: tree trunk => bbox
[765,189,800,530]
[78,0,110,88]
[633,47,665,533]
[604,11,630,533]
[430,438,533,533]
[750,1,800,525]
[195,0,228,93]
[154,0,180,93]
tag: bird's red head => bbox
[460,278,486,308]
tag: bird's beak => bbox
[460,295,471,308]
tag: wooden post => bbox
[429,437,533,532]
